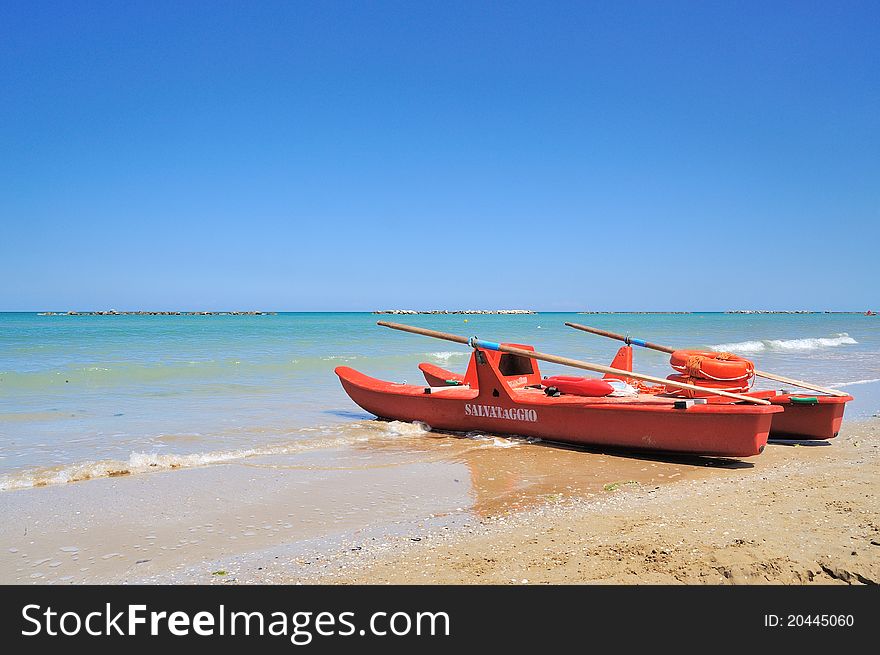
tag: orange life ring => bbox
[669,349,754,382]
[664,374,751,399]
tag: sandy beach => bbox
[268,419,879,585]
[4,417,874,585]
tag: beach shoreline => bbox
[347,425,878,585]
[5,310,878,481]
[4,418,875,585]
[249,419,880,585]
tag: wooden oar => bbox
[565,323,676,354]
[564,322,850,398]
[377,321,771,405]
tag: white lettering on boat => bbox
[464,404,538,422]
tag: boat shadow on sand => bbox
[767,438,832,447]
[532,437,756,470]
[324,409,375,421]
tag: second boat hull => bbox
[419,362,851,441]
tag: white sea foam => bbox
[428,351,468,363]
[828,378,880,388]
[713,333,858,354]
[0,420,432,491]
[381,420,432,435]
[0,448,296,492]
[711,339,766,354]
[462,432,537,448]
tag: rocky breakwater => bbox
[373,309,536,315]
[727,310,874,314]
[726,310,816,314]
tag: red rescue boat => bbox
[337,343,781,458]
[421,344,851,441]
[737,390,850,440]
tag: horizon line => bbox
[1,309,876,314]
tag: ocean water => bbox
[1,312,877,491]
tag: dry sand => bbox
[276,420,880,585]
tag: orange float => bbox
[664,373,750,399]
[669,349,754,382]
[542,375,614,397]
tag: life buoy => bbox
[664,373,751,399]
[542,376,614,397]
[669,349,754,382]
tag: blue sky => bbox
[1,1,877,311]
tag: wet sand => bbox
[279,420,879,585]
[0,422,719,584]
[1,420,876,584]
[0,440,468,584]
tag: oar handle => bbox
[564,322,676,353]
[377,321,471,345]
[379,321,770,405]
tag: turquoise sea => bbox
[1,312,877,491]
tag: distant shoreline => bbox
[373,309,535,315]
[372,309,875,315]
[583,310,876,315]
[23,309,877,316]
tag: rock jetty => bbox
[723,310,874,314]
[726,310,816,314]
[373,309,535,315]
[38,310,276,316]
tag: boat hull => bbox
[762,393,850,439]
[420,362,464,387]
[338,363,780,457]
[420,362,851,441]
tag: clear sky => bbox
[1,1,877,311]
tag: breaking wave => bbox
[712,333,858,354]
[463,432,539,448]
[428,351,468,363]
[828,378,880,389]
[0,420,431,492]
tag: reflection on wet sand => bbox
[351,422,752,517]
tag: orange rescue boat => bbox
[337,341,781,458]
[420,344,851,441]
